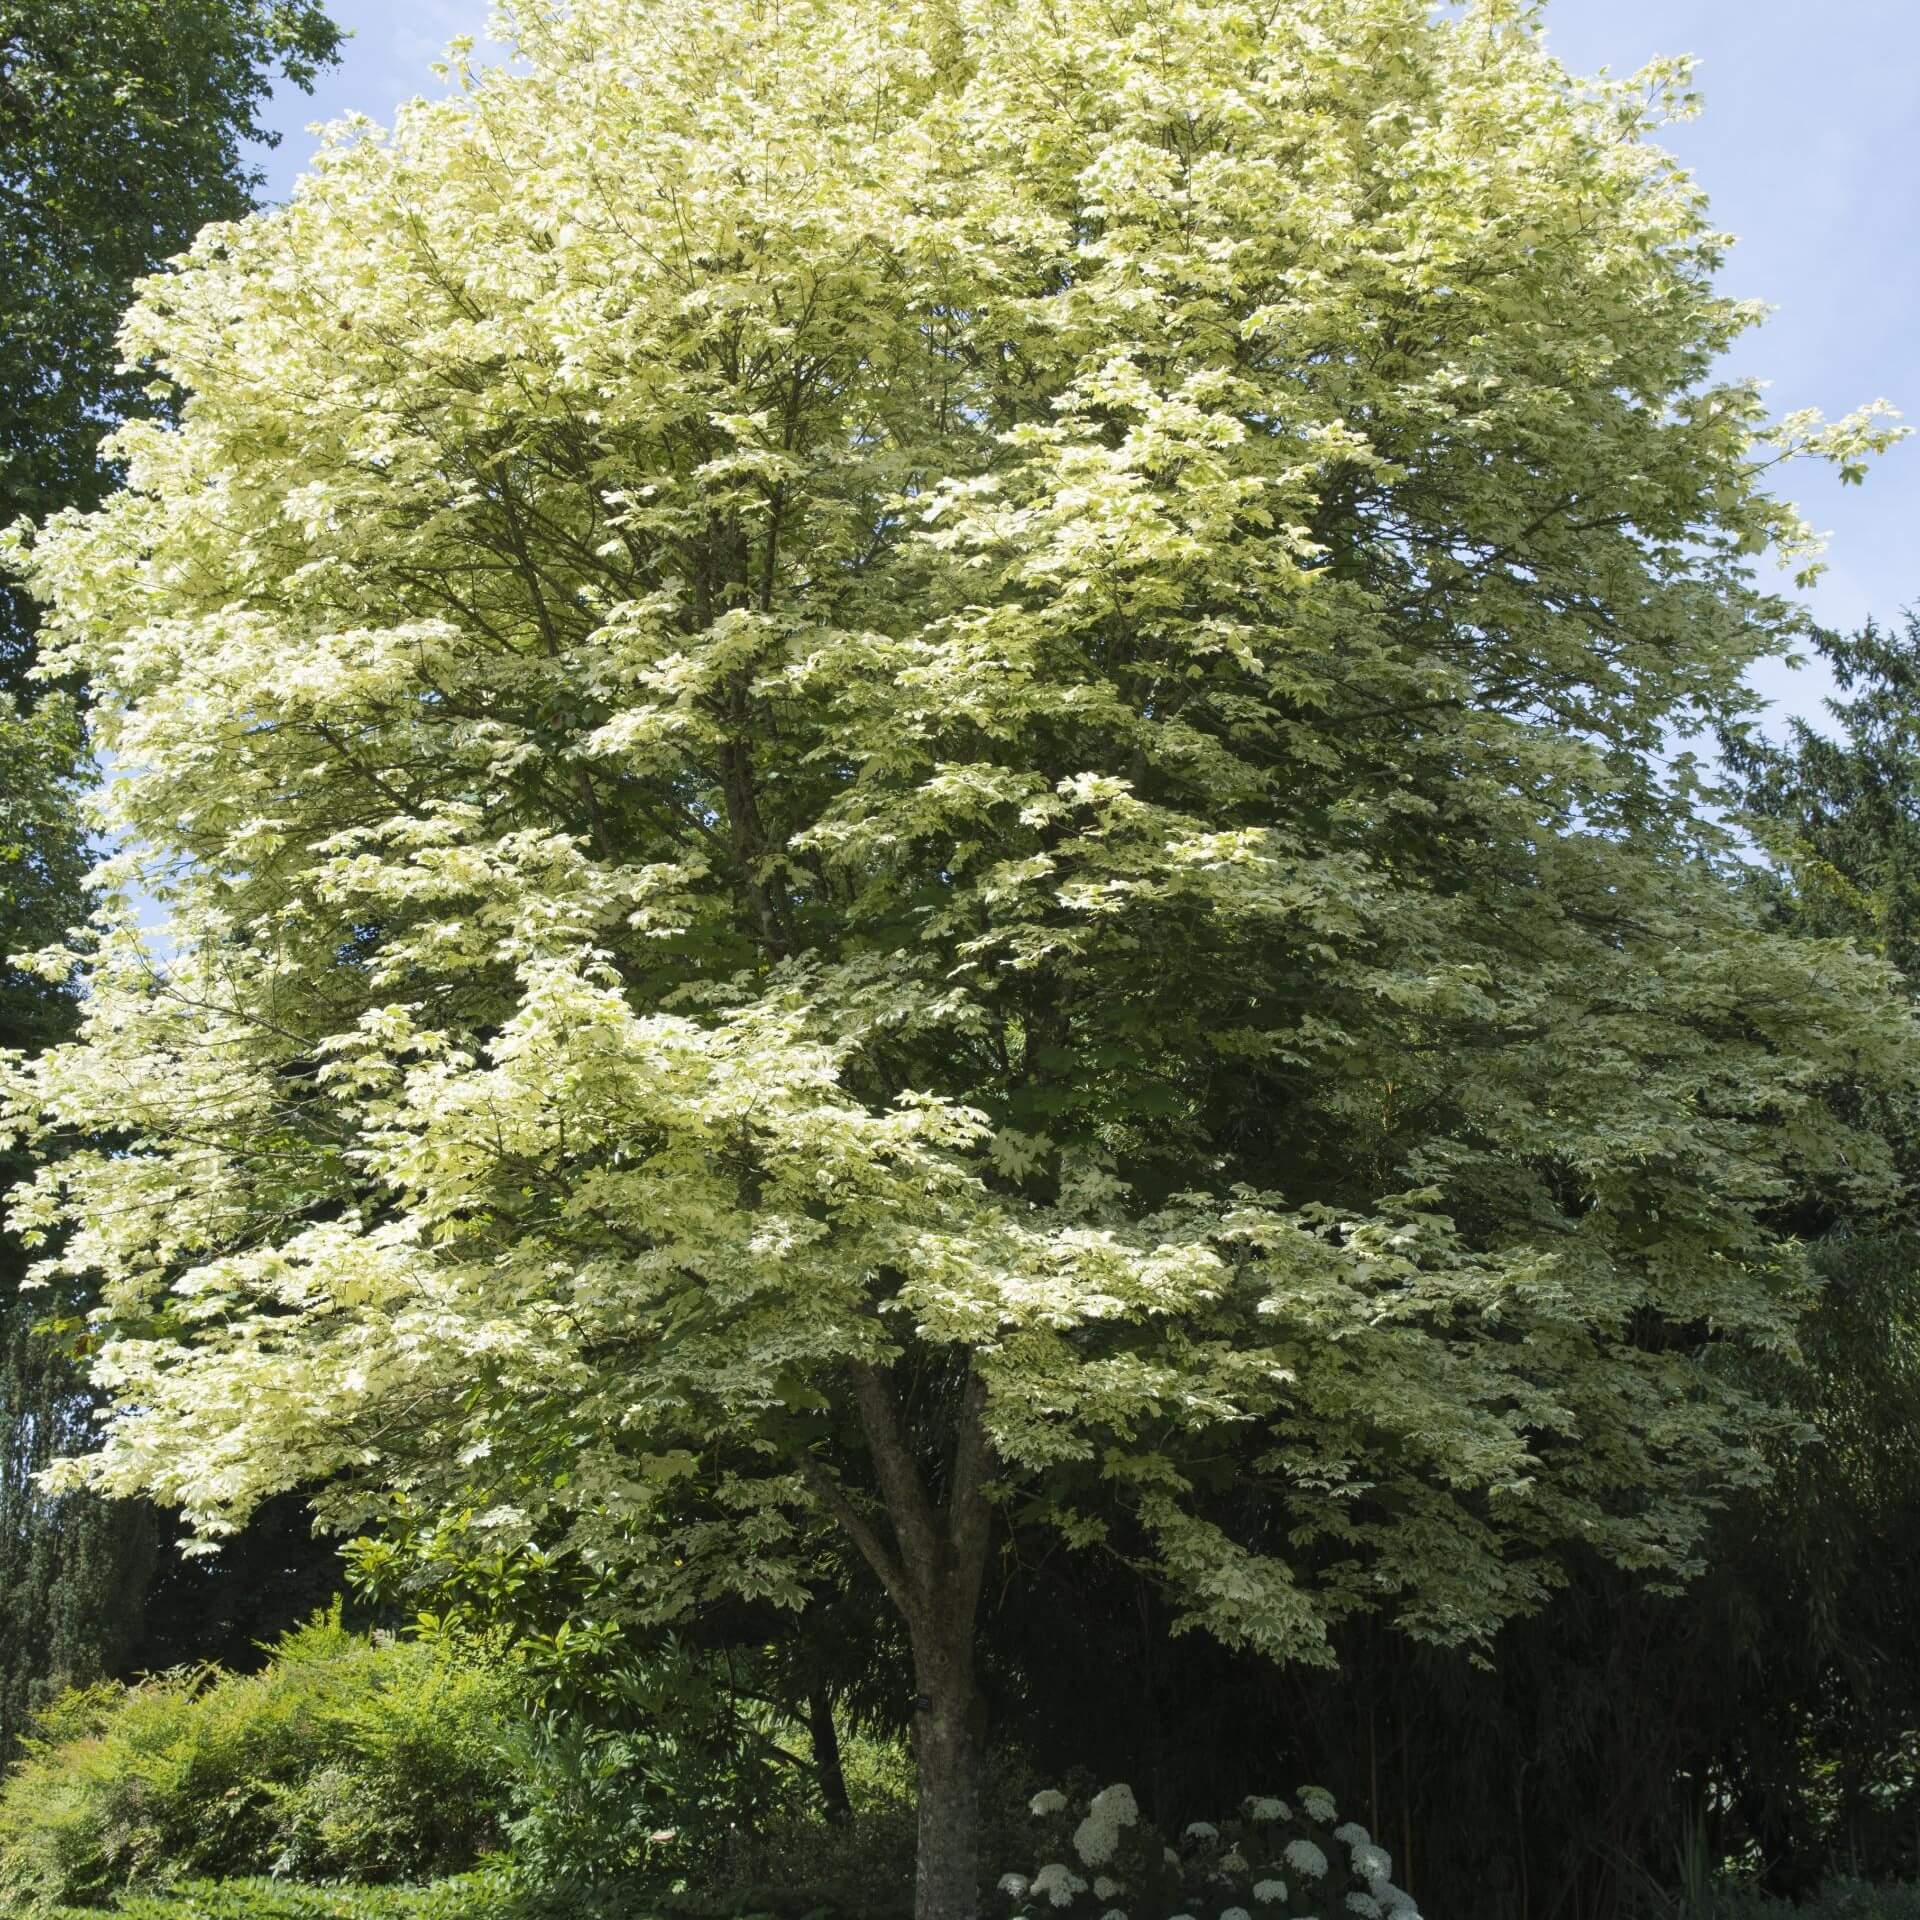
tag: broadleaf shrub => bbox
[497,1648,803,1885]
[0,1611,518,1912]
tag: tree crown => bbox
[4,0,1916,1665]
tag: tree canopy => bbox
[3,1,1916,1912]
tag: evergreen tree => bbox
[1706,615,1920,1889]
[1727,613,1920,983]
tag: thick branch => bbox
[946,1368,995,1597]
[716,726,790,957]
[850,1361,944,1602]
[794,1449,913,1617]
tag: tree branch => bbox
[793,1449,914,1618]
[946,1366,995,1597]
[850,1360,943,1601]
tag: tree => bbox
[0,688,151,1759]
[1703,616,1920,1891]
[0,0,345,675]
[3,2,1916,1912]
[0,0,343,1759]
[1726,612,1920,985]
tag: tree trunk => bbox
[799,1361,996,1920]
[808,1682,853,1824]
[911,1620,987,1920]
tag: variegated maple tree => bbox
[4,1,1916,1913]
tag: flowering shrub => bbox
[1000,1781,1420,1920]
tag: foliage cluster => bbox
[494,1651,809,1887]
[1694,1886,1920,1920]
[0,1596,925,1916]
[347,1512,815,1878]
[0,1613,518,1913]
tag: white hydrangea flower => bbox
[1352,1844,1393,1884]
[1222,1908,1253,1920]
[1380,1891,1420,1920]
[1033,1863,1089,1907]
[1094,1878,1123,1901]
[1031,1790,1070,1817]
[1101,1910,1127,1920]
[1185,1822,1221,1844]
[1165,1848,1183,1869]
[1253,1881,1289,1906]
[1244,1797,1290,1823]
[1221,1852,1249,1874]
[998,1874,1031,1899]
[1283,1840,1328,1880]
[1298,1787,1338,1826]
[1090,1784,1140,1827]
[1345,1896,1382,1919]
[1074,1815,1120,1866]
[1334,1823,1370,1848]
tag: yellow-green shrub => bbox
[0,1611,518,1913]
[44,1866,643,1919]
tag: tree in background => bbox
[0,688,147,1762]
[0,0,344,673]
[4,3,1917,1915]
[0,0,342,1760]
[1703,615,1920,1892]
[1727,614,1920,983]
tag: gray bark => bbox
[802,1362,995,1920]
[911,1621,988,1920]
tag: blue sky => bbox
[252,0,1920,734]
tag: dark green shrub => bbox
[1705,1886,1920,1920]
[499,1651,806,1888]
[0,1611,519,1912]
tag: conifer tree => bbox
[1727,613,1920,984]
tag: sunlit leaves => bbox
[2,0,1916,1666]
